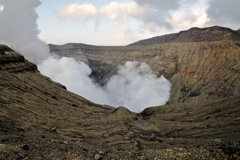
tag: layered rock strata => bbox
[0,44,37,72]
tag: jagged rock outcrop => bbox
[0,44,37,72]
[129,26,240,46]
[236,28,240,35]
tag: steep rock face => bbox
[49,43,176,83]
[0,44,37,72]
[169,41,240,104]
[50,41,240,104]
[236,28,240,35]
[129,26,240,46]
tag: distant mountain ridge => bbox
[129,26,240,46]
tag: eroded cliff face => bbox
[0,44,37,72]
[49,41,240,105]
[168,41,240,104]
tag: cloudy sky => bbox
[27,0,240,45]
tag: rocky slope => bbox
[0,45,37,72]
[0,46,240,160]
[128,26,240,46]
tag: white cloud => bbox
[57,2,145,23]
[48,0,240,45]
[55,1,173,40]
[167,0,210,29]
[206,0,240,29]
[57,3,98,19]
[55,1,212,35]
[100,2,144,22]
[0,5,4,11]
[134,0,240,31]
[134,0,179,10]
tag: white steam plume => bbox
[0,5,3,11]
[38,57,109,105]
[39,60,172,112]
[0,0,172,112]
[0,0,49,64]
[105,61,171,112]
